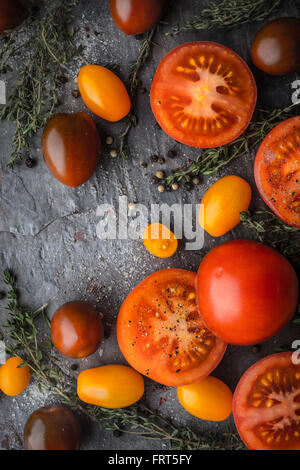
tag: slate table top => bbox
[0,0,299,450]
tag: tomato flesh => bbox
[151,42,257,148]
[233,352,300,450]
[117,268,226,386]
[254,116,300,228]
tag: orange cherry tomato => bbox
[151,42,257,148]
[233,352,300,450]
[254,116,300,228]
[42,112,100,188]
[77,365,144,408]
[24,405,82,450]
[51,301,103,358]
[109,0,168,35]
[0,356,30,396]
[0,0,28,35]
[143,223,178,258]
[117,269,226,387]
[199,175,252,237]
[78,65,131,122]
[177,376,233,422]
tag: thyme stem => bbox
[167,0,282,37]
[0,269,243,450]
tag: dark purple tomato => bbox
[24,406,82,450]
[42,113,101,188]
[109,0,168,35]
[0,0,28,34]
[251,18,300,75]
[51,301,103,358]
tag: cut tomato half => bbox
[117,268,226,386]
[150,42,257,148]
[233,352,300,450]
[254,116,300,228]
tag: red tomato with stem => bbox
[109,0,168,35]
[233,352,300,450]
[196,240,298,345]
[151,42,257,148]
[254,116,300,228]
[117,268,227,386]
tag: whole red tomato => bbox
[42,113,100,188]
[0,0,28,34]
[24,406,82,450]
[51,301,103,358]
[251,18,300,75]
[196,240,298,345]
[109,0,168,35]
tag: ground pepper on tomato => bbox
[117,268,226,387]
[254,116,300,228]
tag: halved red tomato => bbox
[254,116,300,228]
[233,352,300,450]
[117,268,226,386]
[150,42,257,148]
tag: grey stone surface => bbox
[0,0,299,450]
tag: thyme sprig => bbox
[0,0,81,169]
[166,104,299,186]
[166,0,282,37]
[119,27,156,159]
[240,210,300,268]
[0,269,243,450]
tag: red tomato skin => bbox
[109,0,167,35]
[150,41,257,149]
[0,0,28,35]
[233,352,300,450]
[254,116,300,228]
[196,240,299,345]
[42,113,100,188]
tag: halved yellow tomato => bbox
[143,223,178,258]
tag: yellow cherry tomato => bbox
[78,65,131,122]
[143,223,178,258]
[0,357,31,396]
[199,175,252,237]
[77,364,144,408]
[177,376,233,422]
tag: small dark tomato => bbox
[251,18,300,76]
[51,301,103,358]
[109,0,168,35]
[24,405,82,450]
[0,0,28,35]
[42,113,100,187]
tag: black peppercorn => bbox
[252,345,261,353]
[167,149,178,158]
[165,185,171,192]
[0,292,5,300]
[150,155,159,163]
[135,33,144,41]
[152,176,159,184]
[72,89,81,99]
[157,157,165,164]
[71,363,78,371]
[184,182,193,191]
[141,162,147,168]
[25,158,36,168]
